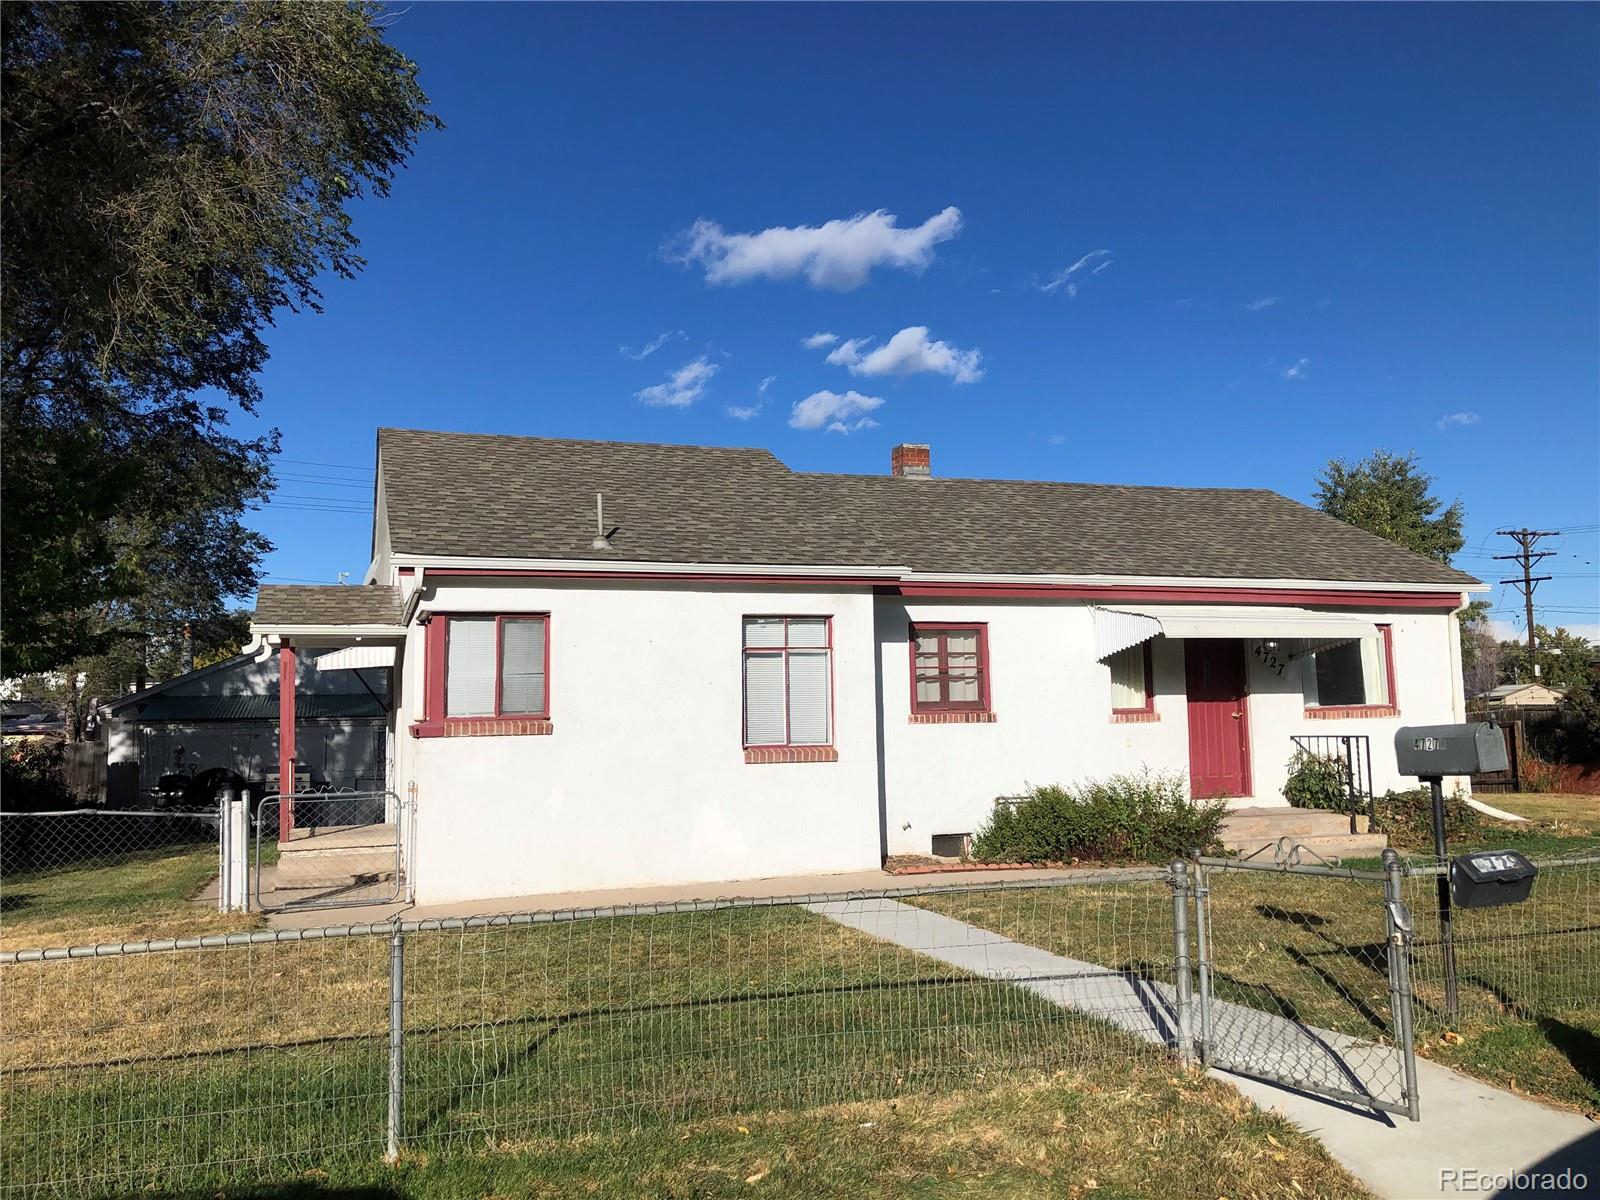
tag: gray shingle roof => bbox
[254,584,403,626]
[375,428,1478,587]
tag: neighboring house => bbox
[1,698,66,739]
[1475,682,1568,709]
[99,651,391,805]
[248,428,1485,905]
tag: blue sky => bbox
[249,3,1599,639]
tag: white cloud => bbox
[1437,411,1482,431]
[636,355,718,408]
[1174,297,1196,311]
[1281,357,1310,381]
[802,332,839,349]
[788,389,884,433]
[666,206,963,291]
[1246,296,1280,311]
[1039,249,1113,298]
[817,325,983,384]
[727,375,777,421]
[1046,433,1067,446]
[619,330,685,360]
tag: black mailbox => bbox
[1394,723,1509,778]
[1450,850,1538,909]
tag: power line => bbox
[274,457,374,475]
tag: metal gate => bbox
[252,789,410,913]
[1189,851,1420,1120]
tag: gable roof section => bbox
[254,584,403,627]
[375,428,1478,587]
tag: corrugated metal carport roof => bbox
[118,694,388,722]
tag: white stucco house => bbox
[247,429,1485,905]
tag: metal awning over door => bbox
[1091,605,1380,661]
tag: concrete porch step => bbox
[1220,806,1386,864]
[1224,831,1390,863]
[276,823,397,885]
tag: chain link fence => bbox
[0,808,221,927]
[3,849,1597,1195]
[2,876,1182,1197]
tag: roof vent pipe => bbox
[891,443,931,478]
[591,492,614,551]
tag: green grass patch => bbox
[0,844,247,947]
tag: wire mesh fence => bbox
[1399,851,1600,1036]
[0,809,221,930]
[0,875,1182,1198]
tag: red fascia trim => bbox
[397,566,415,577]
[907,621,992,714]
[892,583,1461,608]
[1112,642,1157,717]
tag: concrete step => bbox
[1224,832,1389,864]
[1221,806,1366,840]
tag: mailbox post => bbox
[1394,723,1510,1018]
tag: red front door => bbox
[1185,640,1252,799]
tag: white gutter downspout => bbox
[1449,589,1526,821]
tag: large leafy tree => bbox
[2,2,438,676]
[1313,450,1472,692]
[1313,450,1465,564]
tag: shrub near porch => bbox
[972,772,1227,865]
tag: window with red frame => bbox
[445,615,549,718]
[910,624,989,712]
[1304,625,1394,709]
[1108,642,1155,713]
[743,617,832,746]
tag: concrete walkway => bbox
[809,897,1598,1200]
[256,864,1128,930]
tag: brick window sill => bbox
[411,718,554,738]
[1304,705,1399,720]
[908,711,997,725]
[744,745,839,764]
[1111,710,1160,724]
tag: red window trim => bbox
[1303,624,1399,718]
[908,622,992,715]
[1110,641,1157,719]
[410,612,552,738]
[741,615,835,751]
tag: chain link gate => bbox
[1185,851,1420,1121]
[252,789,410,912]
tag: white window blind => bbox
[446,618,496,717]
[500,618,547,714]
[744,653,787,745]
[787,651,831,744]
[1108,645,1147,709]
[945,631,980,703]
[914,634,941,704]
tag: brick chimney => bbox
[890,443,931,478]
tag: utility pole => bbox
[1493,529,1557,679]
